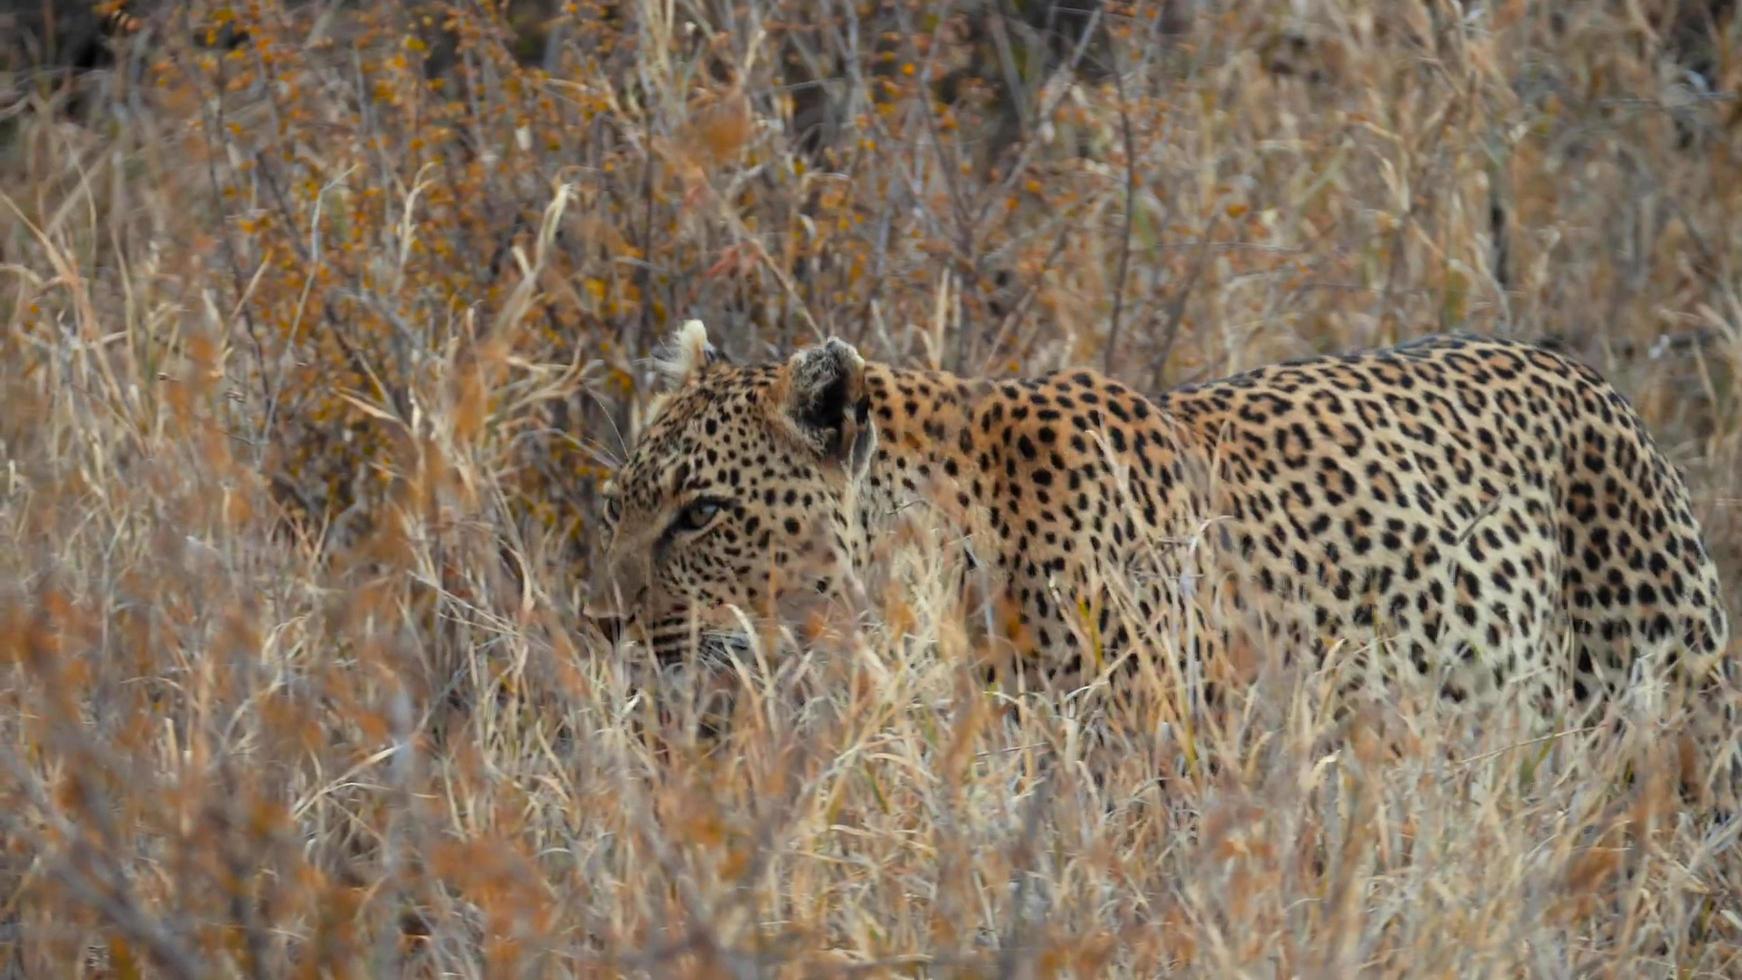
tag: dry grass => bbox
[2,1,1740,976]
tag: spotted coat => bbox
[587,324,1734,798]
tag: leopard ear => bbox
[778,337,875,476]
[650,319,723,389]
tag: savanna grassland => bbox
[2,1,1741,977]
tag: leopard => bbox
[585,320,1735,806]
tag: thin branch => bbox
[1147,215,1218,394]
[1103,28,1137,377]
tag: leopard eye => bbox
[673,499,722,533]
[602,495,622,525]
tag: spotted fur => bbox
[587,326,1735,802]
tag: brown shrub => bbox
[1,1,1738,975]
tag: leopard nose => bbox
[583,556,648,621]
[582,578,643,644]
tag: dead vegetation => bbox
[1,1,1740,976]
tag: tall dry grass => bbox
[1,1,1739,976]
